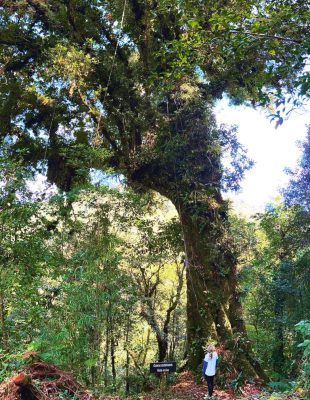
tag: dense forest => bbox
[0,0,309,399]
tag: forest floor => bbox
[104,372,309,400]
[0,360,308,400]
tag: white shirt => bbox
[204,351,218,376]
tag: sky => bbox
[215,98,309,214]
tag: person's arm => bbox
[202,360,208,376]
[215,353,219,369]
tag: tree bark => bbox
[176,197,265,377]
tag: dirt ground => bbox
[0,359,308,400]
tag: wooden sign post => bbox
[150,362,176,396]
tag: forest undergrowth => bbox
[0,360,308,400]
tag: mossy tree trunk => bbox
[176,197,264,377]
[129,103,267,380]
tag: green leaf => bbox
[84,358,97,367]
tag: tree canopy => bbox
[0,0,309,184]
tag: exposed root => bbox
[0,360,96,400]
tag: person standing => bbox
[202,345,219,398]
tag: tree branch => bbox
[229,29,302,44]
[163,262,185,335]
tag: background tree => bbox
[240,130,310,380]
[284,126,310,211]
[0,149,54,355]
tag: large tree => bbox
[0,0,308,377]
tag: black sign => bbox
[150,361,176,373]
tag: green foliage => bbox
[0,148,57,359]
[0,350,29,381]
[234,129,309,388]
[295,321,310,389]
[267,381,293,393]
[284,127,310,211]
[0,179,185,391]
[240,204,310,376]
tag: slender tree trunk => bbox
[168,311,177,360]
[272,264,286,373]
[90,365,96,388]
[110,328,116,384]
[273,304,285,374]
[125,350,130,394]
[88,324,99,387]
[104,308,110,387]
[0,291,8,350]
[157,334,168,362]
[141,328,151,366]
[125,311,131,394]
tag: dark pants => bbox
[205,375,215,396]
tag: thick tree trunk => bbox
[127,100,266,380]
[175,197,265,378]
